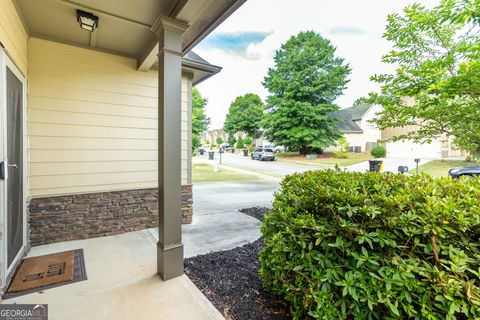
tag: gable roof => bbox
[332,109,363,133]
[342,103,373,120]
[330,103,375,133]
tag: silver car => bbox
[251,148,275,161]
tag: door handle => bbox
[8,164,18,169]
[0,160,6,180]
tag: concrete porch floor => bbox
[2,230,224,320]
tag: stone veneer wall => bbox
[29,185,193,246]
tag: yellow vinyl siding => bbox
[381,125,421,141]
[28,38,190,197]
[0,0,28,74]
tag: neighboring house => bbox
[382,126,465,159]
[380,96,465,159]
[201,129,230,146]
[0,0,245,295]
[327,103,383,153]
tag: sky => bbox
[194,0,438,129]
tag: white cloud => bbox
[195,0,439,129]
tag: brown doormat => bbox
[5,249,87,298]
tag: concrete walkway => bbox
[3,231,224,320]
[150,179,279,257]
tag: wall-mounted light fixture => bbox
[76,10,99,32]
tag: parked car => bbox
[263,145,283,153]
[222,143,234,152]
[448,167,480,178]
[251,148,275,161]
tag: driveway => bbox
[149,179,280,258]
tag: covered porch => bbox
[3,230,224,319]
[0,0,246,315]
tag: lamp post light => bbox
[414,158,421,175]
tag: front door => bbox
[0,50,26,282]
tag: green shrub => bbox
[371,146,386,158]
[260,170,480,319]
[332,150,348,159]
[236,137,244,149]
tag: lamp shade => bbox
[76,10,99,32]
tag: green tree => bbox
[353,97,371,106]
[192,135,201,151]
[227,135,236,146]
[192,88,210,151]
[223,93,265,136]
[368,0,480,154]
[216,136,223,146]
[192,88,210,136]
[244,135,253,146]
[337,137,350,153]
[262,31,351,154]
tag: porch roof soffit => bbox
[13,0,246,71]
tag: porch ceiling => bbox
[13,0,245,70]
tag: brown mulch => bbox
[184,207,290,320]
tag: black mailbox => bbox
[398,166,409,174]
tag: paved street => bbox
[199,151,432,177]
[200,151,326,177]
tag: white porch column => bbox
[153,16,188,280]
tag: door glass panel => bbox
[6,67,23,267]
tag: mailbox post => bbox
[414,158,420,175]
[219,148,224,164]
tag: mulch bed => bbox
[184,207,290,320]
[239,206,270,222]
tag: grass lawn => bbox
[280,152,374,167]
[193,163,258,182]
[408,160,476,177]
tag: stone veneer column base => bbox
[29,185,193,246]
[181,185,193,224]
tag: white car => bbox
[251,148,275,161]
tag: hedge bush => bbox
[259,170,480,319]
[332,150,348,159]
[371,146,386,158]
